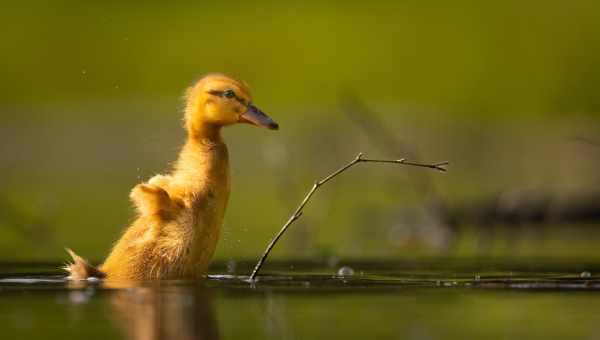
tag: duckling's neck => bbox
[188,122,224,144]
[173,123,230,200]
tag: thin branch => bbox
[248,153,448,281]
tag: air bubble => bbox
[337,266,355,277]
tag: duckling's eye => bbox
[223,90,236,99]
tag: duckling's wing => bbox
[130,183,182,219]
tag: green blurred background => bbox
[1,0,599,263]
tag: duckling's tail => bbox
[64,248,105,280]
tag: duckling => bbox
[65,73,278,281]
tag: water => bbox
[2,260,600,340]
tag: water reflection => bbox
[107,284,219,340]
[3,264,600,340]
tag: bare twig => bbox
[248,153,448,281]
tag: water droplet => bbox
[81,69,87,75]
[581,271,592,278]
[337,266,354,276]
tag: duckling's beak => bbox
[240,104,279,130]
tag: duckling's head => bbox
[184,74,278,137]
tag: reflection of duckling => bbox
[110,286,219,340]
[66,74,278,281]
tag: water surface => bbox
[1,260,599,340]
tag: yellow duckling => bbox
[66,73,278,281]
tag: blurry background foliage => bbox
[1,0,599,263]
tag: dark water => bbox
[2,260,600,340]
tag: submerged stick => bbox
[249,153,448,281]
